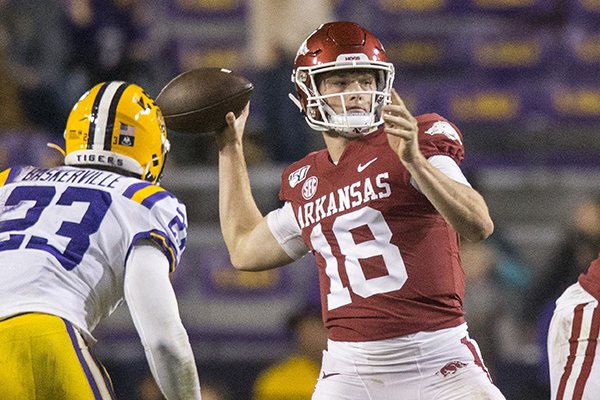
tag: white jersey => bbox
[0,165,187,343]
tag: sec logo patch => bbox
[302,176,318,200]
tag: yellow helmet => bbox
[64,81,170,184]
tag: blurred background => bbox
[2,0,600,398]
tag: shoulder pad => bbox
[122,181,176,209]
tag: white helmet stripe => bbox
[92,81,127,150]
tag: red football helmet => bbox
[290,21,395,137]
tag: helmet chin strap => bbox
[46,142,66,157]
[322,98,376,137]
[142,161,155,184]
[143,149,169,185]
[334,124,377,138]
[330,113,375,129]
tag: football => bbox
[156,67,254,135]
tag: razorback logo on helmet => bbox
[296,39,310,57]
[288,165,310,188]
[425,121,462,145]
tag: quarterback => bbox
[548,252,600,399]
[0,82,201,399]
[217,21,506,399]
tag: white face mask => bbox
[290,60,395,138]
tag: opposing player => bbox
[0,82,201,399]
[547,252,600,399]
[217,21,505,399]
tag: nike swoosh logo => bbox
[321,372,341,380]
[357,157,378,172]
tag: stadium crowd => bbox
[1,0,600,398]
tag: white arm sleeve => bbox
[266,201,309,260]
[124,243,201,400]
[410,155,472,192]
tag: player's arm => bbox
[124,242,201,400]
[383,89,493,242]
[216,104,296,271]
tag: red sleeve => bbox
[278,167,292,202]
[416,113,465,165]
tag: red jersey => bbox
[279,114,467,342]
[578,253,600,300]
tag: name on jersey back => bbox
[22,168,122,188]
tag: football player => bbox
[0,82,201,399]
[548,252,600,399]
[217,21,506,399]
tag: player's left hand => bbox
[383,89,422,164]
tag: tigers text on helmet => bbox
[64,81,170,184]
[290,21,395,138]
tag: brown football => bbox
[156,67,254,135]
